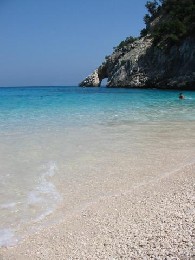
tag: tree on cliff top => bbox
[141,0,195,46]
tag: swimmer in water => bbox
[179,93,185,99]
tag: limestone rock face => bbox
[79,36,195,90]
[79,69,100,87]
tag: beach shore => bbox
[1,161,194,260]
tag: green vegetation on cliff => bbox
[115,0,195,53]
[142,0,195,46]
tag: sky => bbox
[0,0,147,86]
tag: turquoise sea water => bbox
[0,87,195,133]
[0,86,195,247]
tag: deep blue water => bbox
[0,86,195,133]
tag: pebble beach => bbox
[0,87,195,259]
[1,161,194,259]
[1,0,195,258]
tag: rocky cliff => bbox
[79,0,195,90]
[79,35,195,89]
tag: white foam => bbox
[28,192,42,204]
[0,162,62,248]
[27,161,62,221]
[0,229,18,247]
[35,209,54,222]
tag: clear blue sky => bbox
[0,0,147,86]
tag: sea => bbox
[0,86,195,247]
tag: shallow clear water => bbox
[0,86,195,246]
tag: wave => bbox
[27,161,62,221]
[0,229,18,247]
[0,161,62,247]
